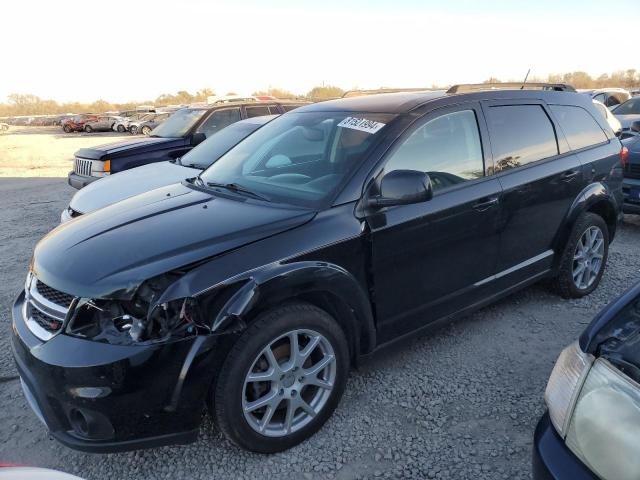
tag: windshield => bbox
[613,98,640,115]
[199,111,395,208]
[180,120,268,169]
[150,109,207,138]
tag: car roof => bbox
[184,100,308,112]
[295,88,592,114]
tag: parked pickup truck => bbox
[68,101,306,189]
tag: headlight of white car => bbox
[544,341,594,437]
[564,358,640,480]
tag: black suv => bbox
[12,85,624,454]
[68,101,306,189]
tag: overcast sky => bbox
[1,0,638,103]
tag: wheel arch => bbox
[556,181,620,255]
[198,261,376,363]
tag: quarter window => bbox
[384,110,484,192]
[550,105,608,150]
[486,105,558,172]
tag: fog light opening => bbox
[69,408,89,437]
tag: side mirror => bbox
[631,121,640,133]
[192,132,206,145]
[368,170,433,208]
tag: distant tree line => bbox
[3,70,639,117]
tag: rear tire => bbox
[84,125,93,133]
[141,126,152,136]
[117,124,125,133]
[212,302,350,453]
[63,125,72,133]
[130,125,138,135]
[552,212,609,298]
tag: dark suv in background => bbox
[13,85,623,454]
[67,100,306,189]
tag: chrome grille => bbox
[24,274,73,341]
[74,157,92,176]
[36,280,74,307]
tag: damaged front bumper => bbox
[11,290,227,453]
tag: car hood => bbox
[68,161,202,216]
[615,114,640,129]
[75,136,183,160]
[34,183,315,299]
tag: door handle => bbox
[561,170,581,181]
[472,196,499,211]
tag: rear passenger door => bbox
[483,101,584,284]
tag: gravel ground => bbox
[1,144,639,478]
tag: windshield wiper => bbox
[205,181,271,201]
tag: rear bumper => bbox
[67,171,98,190]
[532,412,597,480]
[10,290,223,453]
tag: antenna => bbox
[520,69,531,89]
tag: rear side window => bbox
[384,110,484,192]
[550,105,607,150]
[486,105,558,172]
[283,105,301,112]
[196,108,241,137]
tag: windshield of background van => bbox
[151,108,207,138]
[199,112,395,208]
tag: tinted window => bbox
[605,94,621,108]
[594,93,606,103]
[283,105,301,112]
[246,106,271,118]
[384,110,484,191]
[486,105,558,172]
[150,109,207,138]
[196,108,242,137]
[550,105,607,150]
[268,106,282,115]
[613,98,640,115]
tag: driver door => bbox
[367,104,503,343]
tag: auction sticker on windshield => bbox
[338,117,386,134]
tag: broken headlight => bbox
[66,275,205,345]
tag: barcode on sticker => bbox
[337,117,386,134]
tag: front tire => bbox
[117,124,125,133]
[212,302,350,453]
[552,212,609,298]
[141,126,152,136]
[84,125,93,133]
[63,124,72,133]
[130,125,138,135]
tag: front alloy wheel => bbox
[243,329,336,437]
[212,302,349,453]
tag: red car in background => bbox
[62,114,98,133]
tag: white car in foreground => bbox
[61,115,275,222]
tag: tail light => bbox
[621,146,629,168]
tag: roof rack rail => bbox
[341,88,440,98]
[446,83,576,94]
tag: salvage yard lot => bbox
[1,128,639,479]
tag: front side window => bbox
[199,112,395,208]
[196,108,242,137]
[246,106,272,118]
[150,109,208,138]
[383,110,484,192]
[486,105,558,173]
[550,105,608,150]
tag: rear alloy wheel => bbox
[141,126,152,136]
[130,125,138,135]
[552,212,609,298]
[84,125,93,133]
[117,124,125,133]
[213,302,349,453]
